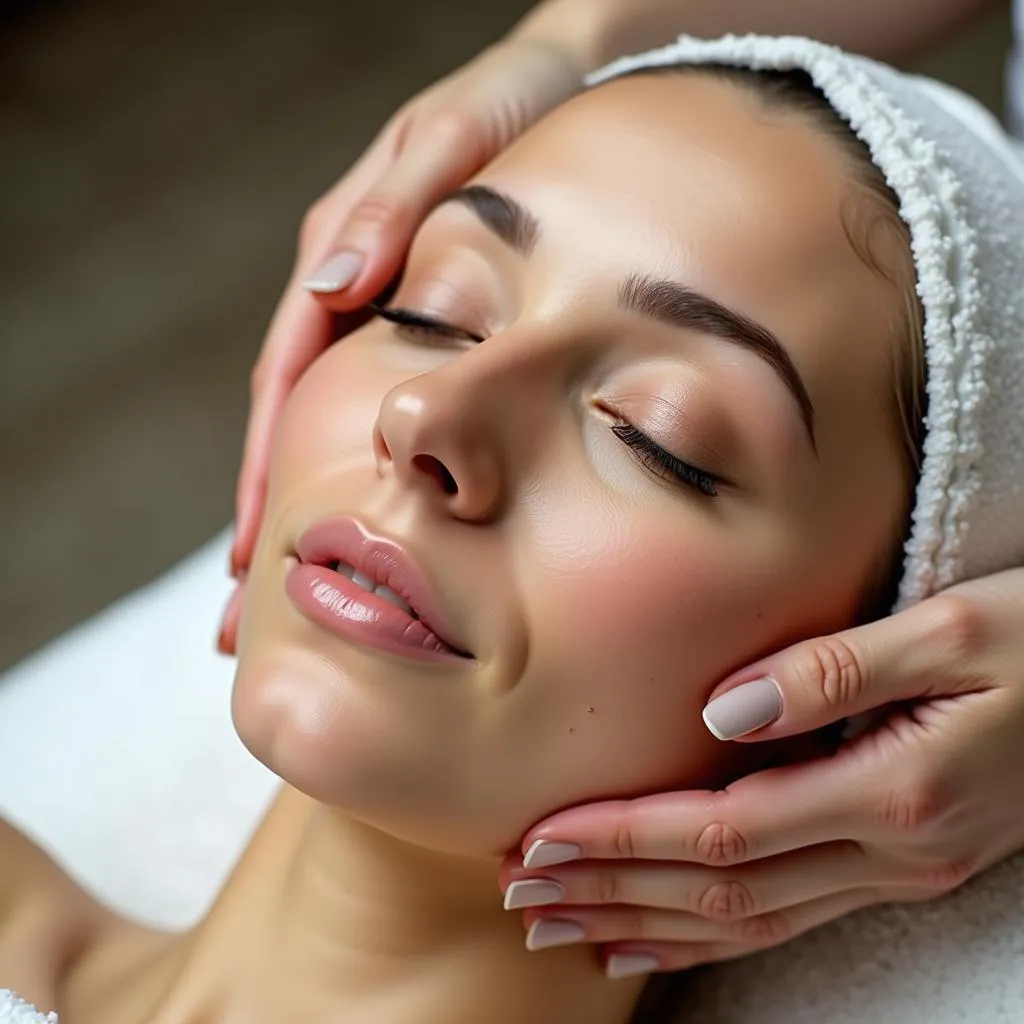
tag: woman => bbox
[4,33,1024,1021]
[226,0,1024,972]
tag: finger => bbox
[702,595,982,743]
[503,840,873,920]
[231,291,335,575]
[521,755,887,866]
[522,883,878,957]
[587,886,880,974]
[230,127,404,576]
[300,112,491,312]
[216,577,246,656]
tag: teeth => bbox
[376,586,417,619]
[351,570,376,590]
[338,563,417,619]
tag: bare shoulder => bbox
[0,816,114,1002]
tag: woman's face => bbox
[233,73,909,856]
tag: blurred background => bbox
[0,0,1014,671]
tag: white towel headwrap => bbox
[589,35,1024,609]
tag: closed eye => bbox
[368,302,484,344]
[612,422,720,497]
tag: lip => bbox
[286,516,472,662]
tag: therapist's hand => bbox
[501,568,1024,977]
[222,35,585,622]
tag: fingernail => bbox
[606,953,660,980]
[504,879,565,910]
[523,840,583,869]
[216,619,235,656]
[301,250,364,292]
[525,919,586,951]
[702,677,782,740]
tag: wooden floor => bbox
[0,0,1012,669]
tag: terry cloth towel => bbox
[0,991,57,1024]
[589,34,1024,612]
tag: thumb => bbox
[301,113,490,312]
[701,595,975,742]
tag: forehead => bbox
[486,73,874,307]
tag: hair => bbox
[612,66,929,1024]
[619,64,927,624]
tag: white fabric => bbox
[0,531,277,930]
[0,990,57,1024]
[589,34,1024,612]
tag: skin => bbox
[0,73,910,1023]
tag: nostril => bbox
[413,454,458,495]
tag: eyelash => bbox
[368,302,484,343]
[611,423,719,497]
[370,303,719,498]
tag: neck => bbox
[136,787,644,1024]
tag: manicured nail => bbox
[702,677,783,740]
[606,953,660,980]
[523,840,583,869]
[301,250,364,292]
[525,919,586,951]
[504,879,565,910]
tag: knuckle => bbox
[695,822,750,867]
[737,910,791,948]
[612,814,637,860]
[919,855,976,896]
[792,636,867,710]
[347,191,413,234]
[925,593,986,667]
[591,869,621,906]
[879,772,951,834]
[697,880,757,921]
[421,106,478,146]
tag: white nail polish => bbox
[301,250,364,292]
[523,840,583,869]
[702,677,783,740]
[503,879,565,910]
[525,919,586,951]
[606,953,660,980]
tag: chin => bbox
[229,640,516,857]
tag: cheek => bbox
[514,500,783,799]
[267,341,389,496]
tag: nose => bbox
[374,373,504,522]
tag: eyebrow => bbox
[444,185,540,257]
[439,185,816,451]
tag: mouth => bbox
[321,559,420,620]
[285,517,473,662]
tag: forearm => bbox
[511,0,994,72]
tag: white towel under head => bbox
[0,991,57,1024]
[589,34,1024,611]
